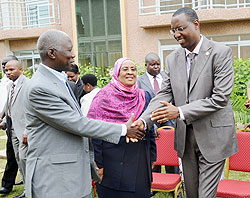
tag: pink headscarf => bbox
[87,58,146,123]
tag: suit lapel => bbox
[176,49,188,101]
[189,37,212,93]
[141,74,154,96]
[12,74,24,105]
[38,65,83,116]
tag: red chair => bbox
[151,126,183,198]
[217,131,250,198]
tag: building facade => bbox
[123,0,250,66]
[0,0,77,70]
[1,0,249,70]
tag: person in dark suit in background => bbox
[66,64,86,105]
[137,53,178,197]
[133,7,238,198]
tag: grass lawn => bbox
[0,131,23,198]
[0,129,249,198]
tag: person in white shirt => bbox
[80,74,100,116]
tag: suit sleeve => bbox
[180,46,234,124]
[27,87,122,144]
[140,62,174,129]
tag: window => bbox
[14,50,40,71]
[76,0,122,68]
[26,0,50,27]
[159,34,250,66]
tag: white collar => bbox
[41,63,68,83]
[185,35,204,57]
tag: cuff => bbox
[121,124,127,136]
[178,107,185,120]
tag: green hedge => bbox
[1,58,250,125]
[230,58,250,126]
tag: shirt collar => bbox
[13,74,22,86]
[41,63,68,83]
[185,35,204,57]
[146,71,162,80]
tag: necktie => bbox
[188,53,196,88]
[65,81,78,104]
[8,83,15,116]
[153,76,160,95]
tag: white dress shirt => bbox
[145,71,163,90]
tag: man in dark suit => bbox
[0,56,19,195]
[66,64,86,105]
[137,53,177,197]
[134,7,238,198]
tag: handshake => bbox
[125,101,179,143]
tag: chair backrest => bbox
[229,131,250,172]
[155,128,179,166]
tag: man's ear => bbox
[48,49,56,60]
[193,19,200,30]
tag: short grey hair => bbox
[37,29,70,61]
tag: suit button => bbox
[120,162,123,165]
[85,150,89,153]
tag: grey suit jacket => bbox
[137,72,166,98]
[24,64,123,198]
[141,37,238,163]
[2,74,29,141]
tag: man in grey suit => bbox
[0,59,29,198]
[23,29,145,198]
[133,7,238,198]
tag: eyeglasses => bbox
[170,25,189,35]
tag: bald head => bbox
[5,60,22,81]
[145,52,160,64]
[37,29,71,61]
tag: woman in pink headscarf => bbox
[87,58,156,198]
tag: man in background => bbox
[137,52,177,197]
[66,64,86,104]
[80,74,100,116]
[0,59,29,198]
[0,56,23,196]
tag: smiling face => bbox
[66,71,78,82]
[118,60,137,87]
[171,13,200,52]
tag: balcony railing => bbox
[0,0,60,30]
[139,0,250,15]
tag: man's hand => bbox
[131,119,145,130]
[22,134,27,144]
[125,114,145,143]
[151,101,179,124]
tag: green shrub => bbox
[18,57,250,126]
[230,58,250,126]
